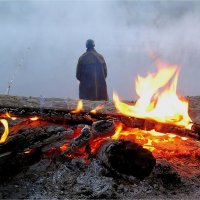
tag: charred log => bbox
[0,124,74,159]
[192,123,200,134]
[92,119,115,138]
[0,119,116,179]
[96,139,156,179]
[0,124,75,180]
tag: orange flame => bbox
[112,122,191,153]
[90,105,104,114]
[71,100,83,113]
[113,60,192,129]
[0,119,9,144]
[112,123,123,139]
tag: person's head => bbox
[86,39,95,49]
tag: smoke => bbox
[0,0,200,100]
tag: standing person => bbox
[76,39,108,101]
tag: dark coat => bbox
[76,48,108,101]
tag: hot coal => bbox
[64,120,115,155]
[64,125,92,154]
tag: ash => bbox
[0,157,199,199]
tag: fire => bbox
[5,112,17,120]
[143,139,155,152]
[29,116,39,121]
[181,137,188,141]
[24,149,32,154]
[71,100,83,113]
[0,119,9,144]
[60,144,67,152]
[112,122,191,153]
[112,123,123,139]
[113,60,192,129]
[168,133,177,138]
[90,105,104,114]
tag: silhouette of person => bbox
[76,39,108,100]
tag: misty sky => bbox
[0,0,200,100]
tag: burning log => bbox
[120,116,200,140]
[96,139,156,179]
[0,95,200,141]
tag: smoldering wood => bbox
[0,119,115,160]
[0,119,116,177]
[96,139,156,179]
[0,121,115,182]
[63,120,115,155]
[64,125,92,155]
[0,124,74,160]
[0,124,76,179]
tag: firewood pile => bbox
[0,95,200,199]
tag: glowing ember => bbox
[24,149,32,154]
[0,119,9,144]
[71,100,83,113]
[6,112,17,120]
[168,133,177,138]
[60,143,68,152]
[147,130,165,137]
[90,105,104,114]
[181,137,188,141]
[113,59,192,129]
[29,116,39,121]
[143,139,155,151]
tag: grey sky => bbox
[0,0,200,100]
